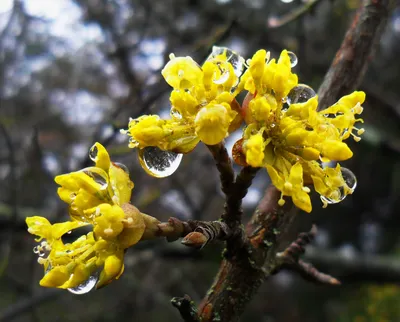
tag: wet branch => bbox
[171,295,200,322]
[186,1,393,321]
[276,225,341,285]
[317,0,392,109]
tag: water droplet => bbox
[170,107,182,119]
[320,168,357,205]
[83,169,108,190]
[33,246,39,254]
[287,51,298,67]
[67,230,72,234]
[68,272,99,295]
[89,145,98,162]
[286,84,316,105]
[320,193,342,205]
[341,167,357,192]
[213,62,230,85]
[113,162,129,174]
[207,46,246,83]
[138,147,183,178]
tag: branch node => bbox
[171,294,200,322]
[278,225,341,285]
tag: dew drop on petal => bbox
[170,107,182,119]
[320,193,342,205]
[89,145,98,162]
[138,146,182,178]
[113,162,129,174]
[286,84,316,105]
[341,167,357,192]
[68,272,99,295]
[83,169,108,190]
[208,46,246,79]
[287,51,298,67]
[213,65,230,85]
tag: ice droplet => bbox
[286,84,316,105]
[287,51,298,67]
[68,272,99,295]
[138,147,182,178]
[89,144,98,162]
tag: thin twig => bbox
[171,295,200,322]
[267,0,323,29]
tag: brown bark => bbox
[194,1,392,321]
[317,0,392,110]
[198,187,295,321]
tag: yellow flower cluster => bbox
[26,143,148,289]
[122,47,364,213]
[239,49,365,212]
[122,49,243,152]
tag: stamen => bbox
[283,182,293,191]
[103,228,114,236]
[169,53,175,60]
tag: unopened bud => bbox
[181,232,208,249]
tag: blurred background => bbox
[0,0,400,321]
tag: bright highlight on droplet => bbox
[68,273,99,295]
[341,167,357,191]
[287,51,298,67]
[82,169,108,190]
[89,144,98,162]
[286,84,316,105]
[320,167,357,205]
[138,146,183,178]
[206,46,246,87]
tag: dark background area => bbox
[0,0,400,321]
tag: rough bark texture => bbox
[317,0,392,110]
[198,187,295,322]
[194,1,392,321]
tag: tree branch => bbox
[190,1,393,321]
[171,295,200,322]
[276,225,341,285]
[304,246,400,284]
[197,187,295,322]
[317,0,392,109]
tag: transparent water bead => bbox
[320,167,357,205]
[341,167,357,192]
[68,272,99,295]
[113,162,129,174]
[286,84,316,105]
[287,51,298,67]
[207,46,246,82]
[83,169,108,190]
[138,146,183,178]
[170,107,182,119]
[89,144,98,162]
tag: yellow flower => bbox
[239,49,298,100]
[237,50,365,212]
[55,142,134,222]
[26,143,149,290]
[123,49,243,152]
